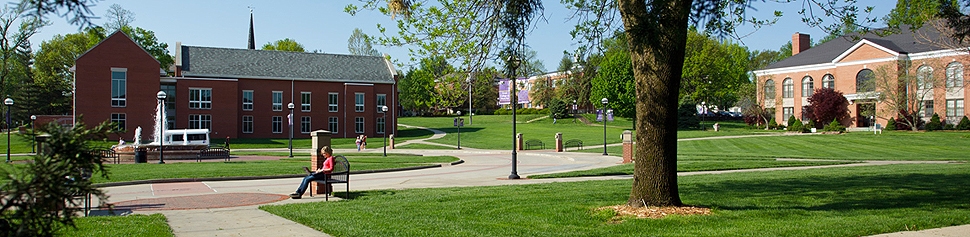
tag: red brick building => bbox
[74,31,398,140]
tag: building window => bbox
[822,74,835,89]
[801,106,812,121]
[300,92,311,112]
[921,100,934,118]
[377,117,385,134]
[111,113,126,131]
[355,93,365,112]
[272,91,283,111]
[376,94,387,111]
[946,99,964,123]
[856,69,874,93]
[782,78,794,98]
[301,116,311,134]
[917,66,933,90]
[189,114,212,129]
[763,79,775,100]
[946,62,964,88]
[272,116,283,133]
[355,117,364,133]
[783,107,794,122]
[329,117,338,134]
[242,116,253,133]
[242,90,254,111]
[329,93,339,112]
[801,76,814,97]
[189,88,212,109]
[111,69,126,107]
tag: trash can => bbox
[134,149,147,163]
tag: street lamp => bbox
[30,115,35,154]
[456,111,462,150]
[381,105,388,157]
[5,97,13,163]
[601,97,608,156]
[701,101,707,130]
[156,91,166,164]
[509,55,521,179]
[467,73,473,125]
[572,99,577,123]
[288,102,294,157]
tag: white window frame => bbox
[189,114,212,130]
[917,66,933,90]
[189,88,212,109]
[822,74,835,89]
[329,93,339,112]
[111,68,127,107]
[376,94,387,111]
[242,116,253,133]
[946,62,964,88]
[946,99,964,123]
[921,100,934,118]
[355,93,365,112]
[272,116,283,133]
[801,76,813,97]
[355,117,365,133]
[272,91,283,111]
[783,107,794,122]
[329,117,338,134]
[301,92,311,112]
[782,78,794,98]
[242,90,254,111]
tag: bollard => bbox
[389,134,395,149]
[310,130,332,194]
[516,133,524,151]
[555,133,563,152]
[621,130,633,163]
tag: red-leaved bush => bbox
[808,88,849,125]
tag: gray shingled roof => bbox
[763,25,949,70]
[180,46,395,84]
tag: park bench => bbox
[65,168,93,216]
[308,155,350,201]
[525,139,544,150]
[94,149,119,164]
[564,139,583,150]
[197,146,231,162]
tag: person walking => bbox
[355,135,362,151]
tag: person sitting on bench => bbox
[290,146,334,199]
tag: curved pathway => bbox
[92,126,966,237]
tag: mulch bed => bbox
[598,205,711,220]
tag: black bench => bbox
[564,139,583,150]
[94,149,119,164]
[525,139,544,150]
[66,168,93,216]
[197,146,231,162]
[309,155,350,201]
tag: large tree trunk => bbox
[617,0,690,207]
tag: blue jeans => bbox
[295,173,328,195]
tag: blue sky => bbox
[29,0,892,72]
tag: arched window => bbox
[856,69,874,93]
[764,79,775,100]
[946,62,963,88]
[917,65,933,89]
[782,78,794,98]
[822,74,835,89]
[802,76,814,97]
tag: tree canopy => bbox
[262,38,307,52]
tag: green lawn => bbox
[88,155,459,184]
[393,143,455,149]
[529,159,855,178]
[262,163,970,237]
[58,214,173,237]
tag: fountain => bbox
[112,96,212,161]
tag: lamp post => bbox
[601,97,608,156]
[467,73,473,125]
[156,91,166,164]
[288,102,294,157]
[509,55,521,179]
[456,111,462,150]
[701,101,706,130]
[572,99,577,123]
[5,97,13,163]
[381,105,388,157]
[30,115,35,154]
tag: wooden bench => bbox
[564,139,583,150]
[525,139,544,150]
[95,149,119,164]
[197,146,231,162]
[309,155,350,201]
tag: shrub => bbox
[547,99,569,119]
[808,88,850,127]
[788,119,804,133]
[823,119,845,132]
[957,116,970,130]
[806,119,817,130]
[943,123,955,130]
[787,115,798,128]
[925,113,943,131]
[885,117,896,131]
[767,117,778,130]
[677,102,700,129]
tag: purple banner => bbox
[607,109,614,121]
[517,88,530,104]
[596,110,603,122]
[498,79,510,105]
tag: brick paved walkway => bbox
[111,193,288,211]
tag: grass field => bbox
[58,214,173,237]
[262,163,970,237]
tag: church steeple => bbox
[248,8,255,50]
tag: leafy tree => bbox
[0,5,44,106]
[748,49,787,71]
[590,33,635,118]
[88,26,174,69]
[677,102,699,129]
[470,67,500,113]
[17,0,98,27]
[547,98,569,119]
[808,88,850,127]
[885,117,897,131]
[348,28,381,56]
[0,120,116,236]
[103,3,134,32]
[681,29,750,110]
[528,76,554,108]
[262,38,306,52]
[926,113,943,131]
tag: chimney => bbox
[174,41,182,77]
[792,32,810,56]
